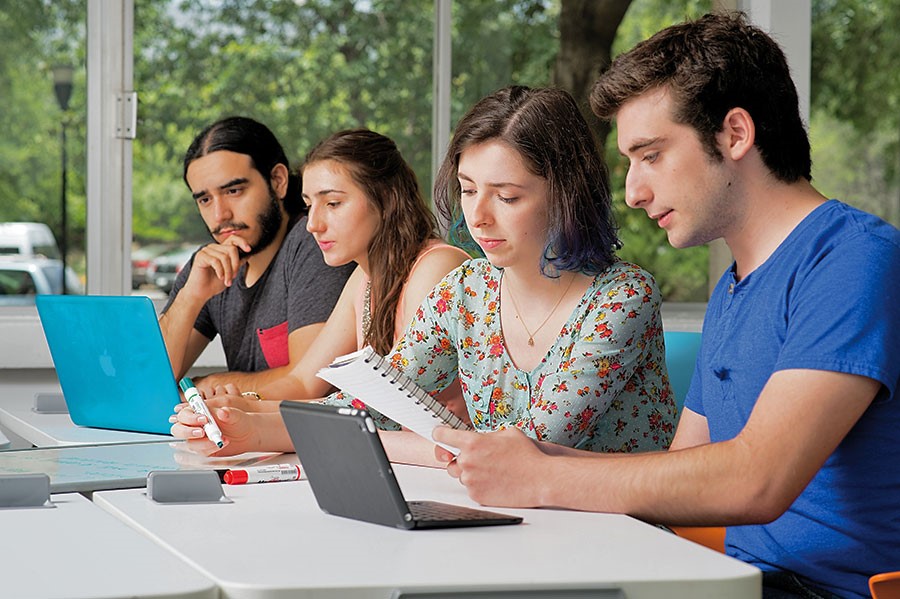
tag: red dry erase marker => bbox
[223,463,302,485]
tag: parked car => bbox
[0,222,83,299]
[0,259,53,301]
[0,222,61,258]
[146,247,195,293]
[131,243,174,289]
[0,256,83,305]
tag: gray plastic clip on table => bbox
[95,463,761,599]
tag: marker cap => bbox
[223,470,247,485]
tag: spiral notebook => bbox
[316,346,470,453]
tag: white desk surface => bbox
[0,439,281,492]
[0,381,172,447]
[0,491,217,599]
[95,464,761,599]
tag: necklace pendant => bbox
[527,336,535,346]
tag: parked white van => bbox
[0,222,61,258]
[0,222,82,296]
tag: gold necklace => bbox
[503,271,577,346]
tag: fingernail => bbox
[192,429,204,437]
[168,415,177,423]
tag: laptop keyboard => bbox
[408,500,510,522]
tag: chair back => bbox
[663,331,702,412]
[663,332,726,553]
[870,571,900,599]
[669,526,726,553]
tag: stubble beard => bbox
[239,188,284,258]
[208,186,284,259]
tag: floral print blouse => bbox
[329,258,676,453]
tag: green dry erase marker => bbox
[178,377,224,448]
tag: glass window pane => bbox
[450,1,559,125]
[810,0,900,228]
[451,0,710,301]
[132,0,435,298]
[0,1,86,304]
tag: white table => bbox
[95,464,761,599]
[0,382,172,447]
[0,438,285,493]
[0,491,216,599]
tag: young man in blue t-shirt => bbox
[434,13,899,599]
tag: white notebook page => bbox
[316,347,469,454]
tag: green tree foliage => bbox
[810,0,900,225]
[0,0,86,261]
[3,0,895,299]
[134,0,706,300]
[450,1,559,120]
[605,0,711,300]
[811,0,900,135]
[133,0,437,243]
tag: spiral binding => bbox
[361,347,467,430]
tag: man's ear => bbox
[270,163,290,200]
[719,107,755,161]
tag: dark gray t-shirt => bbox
[163,216,353,372]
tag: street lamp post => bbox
[52,65,74,295]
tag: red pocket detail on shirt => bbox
[257,321,290,368]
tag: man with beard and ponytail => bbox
[159,116,353,393]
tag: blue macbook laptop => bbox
[36,295,178,435]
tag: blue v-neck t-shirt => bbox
[684,200,900,598]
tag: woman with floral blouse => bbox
[171,86,676,462]
[366,85,676,453]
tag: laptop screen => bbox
[36,295,178,435]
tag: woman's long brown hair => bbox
[301,129,438,354]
